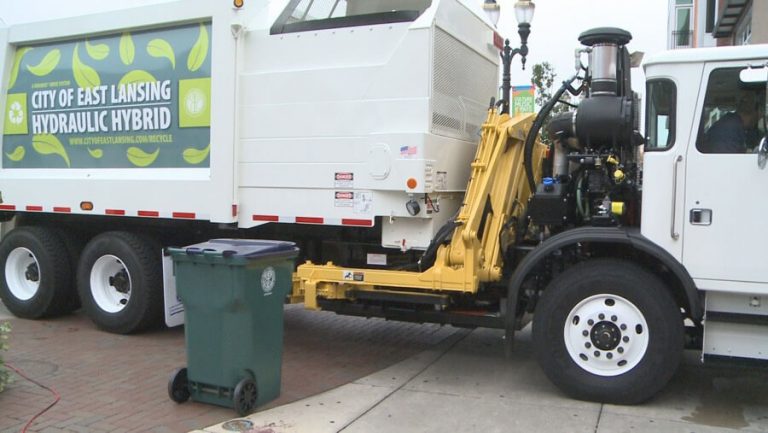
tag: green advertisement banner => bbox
[512,85,535,116]
[2,22,212,168]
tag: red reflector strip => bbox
[341,218,373,227]
[253,215,279,222]
[493,33,504,50]
[138,210,159,217]
[232,205,238,218]
[53,207,71,213]
[172,212,195,219]
[105,209,125,216]
[0,205,15,211]
[296,216,324,224]
[26,205,43,212]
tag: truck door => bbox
[682,63,768,293]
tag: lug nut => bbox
[622,336,629,343]
[620,324,627,330]
[588,319,594,326]
[611,315,617,322]
[607,353,613,359]
[594,351,600,357]
[598,313,605,320]
[617,347,624,354]
[582,330,589,337]
[585,342,591,348]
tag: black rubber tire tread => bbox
[168,367,190,403]
[532,258,684,405]
[55,228,87,312]
[0,226,73,318]
[77,231,163,334]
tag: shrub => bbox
[0,322,10,393]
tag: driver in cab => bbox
[702,92,764,153]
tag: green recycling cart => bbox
[166,239,299,416]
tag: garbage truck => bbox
[3,0,768,405]
[0,0,498,332]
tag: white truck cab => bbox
[643,45,768,360]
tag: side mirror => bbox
[739,65,768,131]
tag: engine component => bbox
[529,178,572,226]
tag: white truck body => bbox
[0,0,498,250]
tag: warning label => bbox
[334,191,354,207]
[342,270,365,282]
[334,172,354,188]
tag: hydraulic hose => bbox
[523,74,579,192]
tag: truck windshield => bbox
[271,0,433,35]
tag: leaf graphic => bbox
[147,38,175,69]
[5,146,25,162]
[88,148,103,159]
[9,47,32,89]
[32,134,70,167]
[85,40,110,60]
[182,143,210,165]
[26,49,61,76]
[126,147,159,167]
[118,70,157,87]
[187,23,209,72]
[72,44,101,88]
[120,32,135,65]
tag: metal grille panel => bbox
[432,27,497,141]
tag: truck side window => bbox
[645,79,676,151]
[271,0,433,35]
[697,68,765,154]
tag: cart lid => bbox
[169,239,298,260]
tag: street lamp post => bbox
[501,0,535,115]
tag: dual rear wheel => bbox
[0,226,162,334]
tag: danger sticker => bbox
[342,270,365,282]
[334,172,354,188]
[335,191,354,207]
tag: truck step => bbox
[703,292,768,361]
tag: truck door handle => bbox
[690,209,712,225]
[670,155,683,240]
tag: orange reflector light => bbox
[407,178,418,189]
[80,201,94,211]
[233,0,244,7]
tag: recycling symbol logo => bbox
[8,101,24,125]
[184,88,206,118]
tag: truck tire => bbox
[58,229,87,312]
[0,226,73,318]
[77,231,163,334]
[532,259,683,404]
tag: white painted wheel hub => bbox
[5,247,40,301]
[90,255,132,313]
[563,294,649,376]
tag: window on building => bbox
[697,68,765,154]
[674,0,693,48]
[645,79,677,151]
[735,7,752,45]
[271,0,433,35]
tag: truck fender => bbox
[506,226,702,321]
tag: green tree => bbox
[530,62,573,146]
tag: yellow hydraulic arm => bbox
[294,109,547,309]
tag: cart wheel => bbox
[168,367,190,403]
[233,377,258,416]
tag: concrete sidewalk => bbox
[199,327,768,433]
